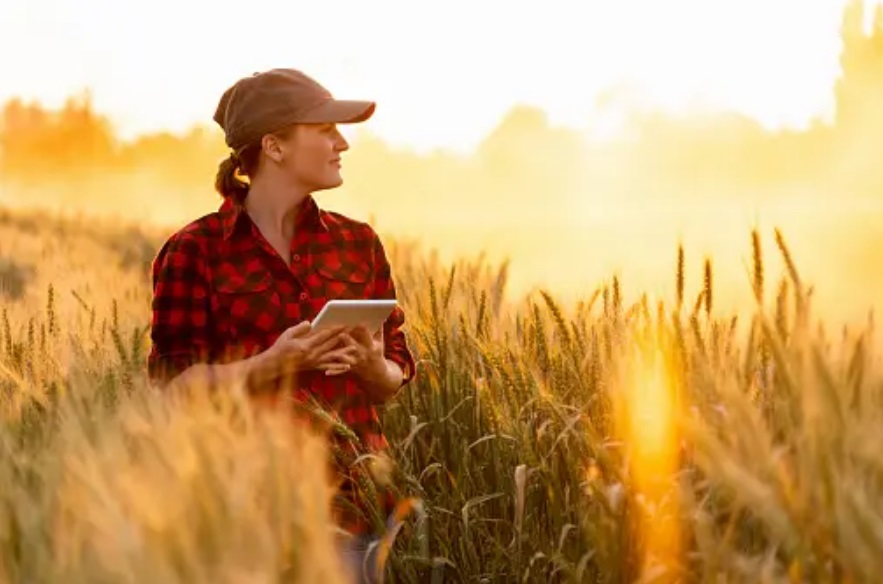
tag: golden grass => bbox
[0,206,881,582]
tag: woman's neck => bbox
[244,178,309,241]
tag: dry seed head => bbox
[676,244,685,311]
[603,286,610,319]
[47,283,57,335]
[704,257,713,318]
[752,229,764,304]
[776,278,790,342]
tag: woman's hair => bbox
[214,125,296,204]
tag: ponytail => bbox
[214,127,293,203]
[214,152,249,204]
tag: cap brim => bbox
[299,99,376,124]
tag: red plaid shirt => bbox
[147,194,416,533]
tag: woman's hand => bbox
[317,325,385,378]
[254,321,348,381]
[319,326,404,402]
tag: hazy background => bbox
[1,0,882,332]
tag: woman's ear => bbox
[260,134,285,163]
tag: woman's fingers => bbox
[349,326,374,347]
[308,330,349,356]
[307,325,347,347]
[317,363,351,376]
[337,332,359,348]
[318,346,359,366]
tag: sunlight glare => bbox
[620,348,681,579]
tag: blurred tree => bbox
[118,125,226,187]
[0,98,48,177]
[0,91,116,180]
[477,105,584,208]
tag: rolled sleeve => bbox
[371,233,416,387]
[147,233,212,387]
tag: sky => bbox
[0,0,874,153]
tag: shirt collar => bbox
[220,195,328,240]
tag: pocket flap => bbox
[315,259,371,283]
[214,263,273,293]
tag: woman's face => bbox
[275,123,350,192]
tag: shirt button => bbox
[292,254,301,262]
[299,292,308,301]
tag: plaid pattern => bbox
[147,195,416,534]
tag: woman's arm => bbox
[147,232,280,393]
[367,232,416,400]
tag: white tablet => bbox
[310,299,397,334]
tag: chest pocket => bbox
[314,259,373,300]
[212,264,284,343]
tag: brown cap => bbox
[213,68,376,151]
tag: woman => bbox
[147,68,416,583]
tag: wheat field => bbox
[0,205,880,583]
